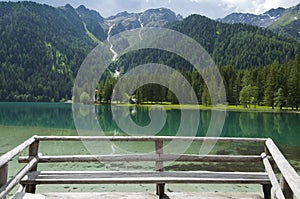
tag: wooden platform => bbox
[40,192,264,199]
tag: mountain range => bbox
[219,3,300,42]
[0,1,299,102]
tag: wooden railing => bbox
[0,136,299,199]
[0,136,37,199]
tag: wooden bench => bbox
[20,170,271,198]
[2,136,300,199]
[18,147,272,199]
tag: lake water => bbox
[0,102,299,195]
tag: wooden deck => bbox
[14,192,264,199]
[1,136,300,199]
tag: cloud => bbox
[255,0,300,14]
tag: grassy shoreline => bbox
[101,103,300,113]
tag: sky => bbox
[2,0,300,19]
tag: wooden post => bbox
[0,163,8,199]
[25,141,39,193]
[155,140,165,197]
[262,184,271,199]
[280,176,293,199]
[263,147,272,199]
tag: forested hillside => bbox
[98,15,300,108]
[0,1,299,107]
[0,2,96,101]
[169,15,299,68]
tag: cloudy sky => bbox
[3,0,300,19]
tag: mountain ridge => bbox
[219,3,300,41]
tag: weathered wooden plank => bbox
[34,136,267,143]
[0,156,38,199]
[261,153,285,199]
[20,171,270,185]
[20,177,271,185]
[22,170,269,177]
[0,136,36,167]
[265,138,300,198]
[18,154,263,163]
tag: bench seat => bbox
[21,171,270,185]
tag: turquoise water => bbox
[0,102,299,194]
[0,102,299,158]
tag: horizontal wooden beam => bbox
[0,136,36,168]
[261,153,285,199]
[266,138,300,198]
[0,156,38,199]
[34,136,267,143]
[21,170,270,185]
[19,154,263,163]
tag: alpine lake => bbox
[0,102,299,196]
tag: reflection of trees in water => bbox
[97,106,182,136]
[0,103,75,129]
[160,109,180,136]
[198,110,211,136]
[96,105,116,135]
[95,105,299,147]
[237,112,299,147]
[273,114,284,135]
[220,112,240,137]
[238,112,263,137]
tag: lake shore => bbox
[100,103,300,114]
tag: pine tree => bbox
[263,61,279,107]
[274,88,286,110]
[201,86,211,106]
[287,55,300,110]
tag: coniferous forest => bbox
[0,2,300,109]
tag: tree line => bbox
[95,54,300,110]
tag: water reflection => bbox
[0,102,75,129]
[0,103,299,148]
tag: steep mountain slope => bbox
[0,2,184,102]
[269,4,300,42]
[0,2,96,101]
[76,5,108,41]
